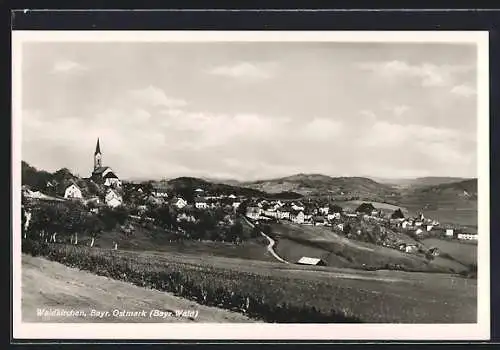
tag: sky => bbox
[21,41,478,181]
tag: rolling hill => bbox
[156,177,303,200]
[240,173,398,199]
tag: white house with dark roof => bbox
[64,183,83,199]
[172,197,188,209]
[105,189,122,208]
[195,197,208,209]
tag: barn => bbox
[296,257,327,266]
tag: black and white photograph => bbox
[12,31,489,340]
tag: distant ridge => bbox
[371,176,474,188]
[237,173,397,198]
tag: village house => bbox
[172,197,188,209]
[232,201,241,210]
[401,220,411,229]
[246,206,261,220]
[291,210,305,224]
[64,183,83,200]
[428,247,441,256]
[319,206,329,215]
[105,189,123,208]
[152,185,169,198]
[195,197,208,209]
[457,233,478,241]
[446,228,454,237]
[277,208,291,220]
[415,228,424,236]
[426,224,434,232]
[327,212,341,221]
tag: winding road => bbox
[243,216,289,264]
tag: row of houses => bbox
[23,183,124,209]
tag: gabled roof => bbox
[103,171,119,179]
[93,166,111,175]
[297,257,324,265]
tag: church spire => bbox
[95,138,101,155]
[94,138,102,170]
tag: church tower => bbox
[94,138,102,170]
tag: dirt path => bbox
[22,254,255,323]
[243,216,289,264]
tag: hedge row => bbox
[23,240,362,323]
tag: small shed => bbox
[296,257,327,266]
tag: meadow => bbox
[269,223,469,274]
[422,238,477,266]
[22,239,477,323]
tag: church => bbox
[90,138,122,188]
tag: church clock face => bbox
[95,154,102,167]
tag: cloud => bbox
[357,60,473,87]
[450,84,476,98]
[207,62,275,80]
[302,118,343,140]
[128,86,187,108]
[390,104,410,116]
[51,60,88,74]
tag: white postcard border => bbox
[11,30,490,341]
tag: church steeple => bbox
[94,138,102,170]
[95,138,101,155]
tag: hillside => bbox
[401,179,478,203]
[240,173,398,199]
[397,179,478,226]
[374,176,473,189]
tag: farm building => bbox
[296,257,327,266]
[446,229,454,237]
[428,247,441,256]
[457,233,478,241]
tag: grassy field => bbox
[64,221,275,263]
[23,240,477,323]
[22,254,254,323]
[269,223,469,274]
[421,238,477,266]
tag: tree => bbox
[330,204,343,213]
[236,199,249,216]
[355,202,375,215]
[391,208,405,219]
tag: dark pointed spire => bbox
[94,138,101,155]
